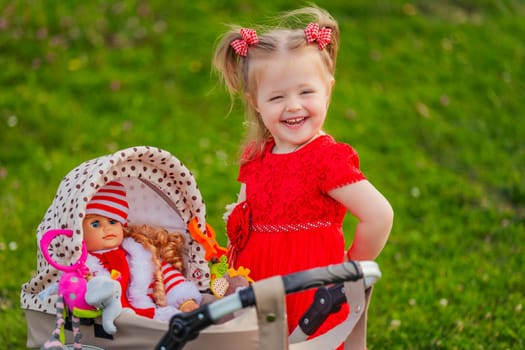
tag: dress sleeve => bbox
[318,143,366,193]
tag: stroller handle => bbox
[282,260,362,294]
[155,261,379,350]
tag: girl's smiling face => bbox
[249,47,334,154]
[82,214,124,252]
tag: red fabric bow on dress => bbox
[231,28,259,57]
[226,201,251,265]
[304,22,332,50]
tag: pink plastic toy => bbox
[40,229,96,313]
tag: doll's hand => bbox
[179,299,199,312]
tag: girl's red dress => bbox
[227,134,366,339]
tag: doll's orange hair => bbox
[124,224,186,307]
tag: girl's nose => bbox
[286,99,301,112]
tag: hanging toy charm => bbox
[188,219,253,298]
[39,229,122,349]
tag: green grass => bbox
[1,0,524,348]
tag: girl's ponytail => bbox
[213,28,248,96]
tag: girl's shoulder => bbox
[314,135,366,190]
[240,140,271,163]
[310,135,363,177]
[311,134,359,158]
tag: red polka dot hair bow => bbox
[231,28,259,57]
[304,22,332,50]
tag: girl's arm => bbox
[224,183,246,221]
[328,180,393,260]
[237,183,247,202]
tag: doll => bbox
[83,181,202,321]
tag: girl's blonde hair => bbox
[213,6,340,163]
[124,224,186,307]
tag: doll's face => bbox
[83,214,124,252]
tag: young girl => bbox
[214,6,394,339]
[82,181,202,321]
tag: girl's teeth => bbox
[285,118,304,125]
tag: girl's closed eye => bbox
[301,89,315,95]
[269,95,283,102]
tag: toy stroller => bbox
[20,146,379,349]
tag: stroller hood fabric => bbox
[21,146,210,315]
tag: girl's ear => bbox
[326,78,335,108]
[326,78,335,103]
[328,77,335,96]
[245,93,259,112]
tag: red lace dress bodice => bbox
[227,134,366,336]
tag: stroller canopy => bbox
[21,146,210,315]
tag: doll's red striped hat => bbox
[86,181,129,225]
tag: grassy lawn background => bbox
[1,1,523,348]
